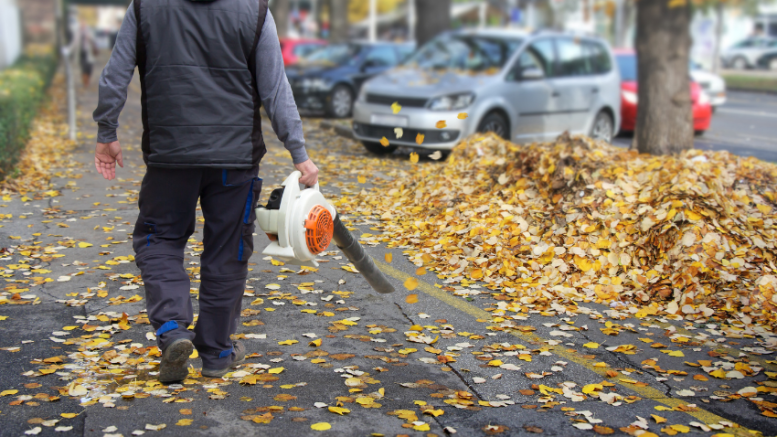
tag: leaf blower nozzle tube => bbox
[332,215,395,294]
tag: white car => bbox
[352,29,622,154]
[721,37,777,69]
[690,62,726,109]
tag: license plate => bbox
[370,114,408,127]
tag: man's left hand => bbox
[95,141,124,180]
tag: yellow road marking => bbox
[375,260,761,436]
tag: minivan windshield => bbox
[304,43,362,66]
[616,54,637,81]
[403,34,522,72]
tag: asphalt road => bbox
[614,90,777,163]
[1,67,777,437]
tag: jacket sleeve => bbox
[255,11,309,164]
[93,3,137,143]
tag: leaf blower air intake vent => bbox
[305,205,333,255]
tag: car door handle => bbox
[551,91,560,97]
[591,87,599,94]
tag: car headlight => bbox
[300,78,332,91]
[698,91,710,106]
[427,93,475,111]
[622,90,638,104]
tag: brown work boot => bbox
[201,341,246,378]
[158,338,194,383]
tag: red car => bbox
[279,38,326,66]
[615,50,711,134]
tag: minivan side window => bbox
[528,39,556,77]
[585,41,612,74]
[556,38,591,76]
[506,48,545,81]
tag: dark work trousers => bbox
[133,166,262,370]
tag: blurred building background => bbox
[0,0,774,71]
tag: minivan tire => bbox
[326,85,353,118]
[589,111,614,143]
[362,141,397,155]
[477,112,509,139]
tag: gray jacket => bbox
[93,0,308,166]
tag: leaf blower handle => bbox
[332,215,395,294]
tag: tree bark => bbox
[270,0,290,39]
[329,0,349,43]
[317,0,330,39]
[415,0,451,47]
[633,0,694,155]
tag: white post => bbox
[479,1,486,29]
[58,1,78,142]
[368,0,377,42]
[526,0,535,31]
[407,0,416,41]
[614,0,623,47]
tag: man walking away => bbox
[93,0,319,383]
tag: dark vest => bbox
[134,0,268,168]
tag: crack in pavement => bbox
[577,329,674,398]
[393,302,486,401]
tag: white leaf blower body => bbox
[255,171,335,267]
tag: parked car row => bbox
[283,29,719,156]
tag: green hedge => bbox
[0,47,58,179]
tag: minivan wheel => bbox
[590,111,614,143]
[477,112,509,139]
[327,85,353,118]
[362,141,397,155]
[732,56,748,70]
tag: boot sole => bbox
[201,349,246,378]
[159,339,193,383]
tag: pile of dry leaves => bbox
[341,133,777,329]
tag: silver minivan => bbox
[352,29,621,154]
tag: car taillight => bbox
[621,90,638,104]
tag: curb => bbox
[727,87,777,96]
[320,120,355,140]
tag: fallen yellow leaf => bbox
[311,422,331,431]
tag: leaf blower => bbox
[255,171,395,294]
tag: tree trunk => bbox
[317,0,330,39]
[329,0,349,43]
[270,0,290,39]
[415,0,451,47]
[633,0,694,155]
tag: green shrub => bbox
[0,47,57,179]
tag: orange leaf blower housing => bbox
[255,171,395,294]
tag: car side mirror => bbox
[361,60,377,71]
[521,67,544,80]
